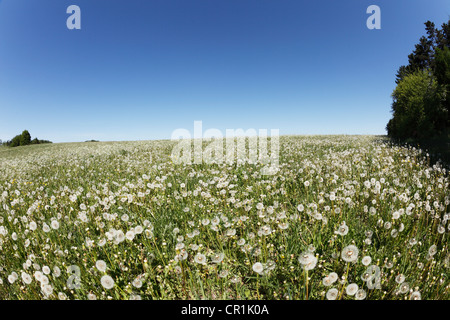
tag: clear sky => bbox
[0,0,449,143]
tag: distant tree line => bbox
[386,19,450,140]
[2,130,52,147]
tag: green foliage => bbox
[20,130,31,146]
[388,19,450,141]
[434,47,450,128]
[388,70,443,139]
[4,130,52,147]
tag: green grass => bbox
[0,135,448,300]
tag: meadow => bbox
[0,135,448,300]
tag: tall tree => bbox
[20,130,32,146]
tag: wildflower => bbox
[355,289,367,300]
[346,283,358,296]
[50,220,60,230]
[298,252,318,270]
[428,244,437,257]
[29,221,37,231]
[87,293,97,300]
[42,266,51,275]
[326,288,339,300]
[42,223,51,233]
[21,272,32,285]
[278,222,289,230]
[115,230,125,243]
[41,284,53,296]
[328,272,338,283]
[194,253,207,265]
[126,230,135,241]
[361,256,372,266]
[410,291,421,300]
[252,262,264,274]
[341,245,359,263]
[58,292,67,300]
[144,229,153,238]
[100,275,115,289]
[96,260,107,272]
[8,272,18,284]
[226,228,236,236]
[53,266,61,278]
[211,252,225,264]
[322,276,333,286]
[395,274,405,284]
[179,249,188,260]
[218,270,229,278]
[399,282,410,294]
[134,225,143,234]
[260,225,272,236]
[132,277,143,288]
[335,222,349,236]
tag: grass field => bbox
[0,135,448,300]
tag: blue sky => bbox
[0,0,449,143]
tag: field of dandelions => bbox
[0,135,448,300]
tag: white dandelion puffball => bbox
[100,275,115,290]
[341,245,359,263]
[194,253,207,265]
[96,260,107,272]
[252,262,264,274]
[326,288,339,300]
[346,283,359,296]
[42,266,51,275]
[355,289,367,300]
[53,266,61,277]
[87,293,97,300]
[298,252,318,271]
[211,252,225,264]
[21,272,32,285]
[126,230,135,241]
[134,225,143,234]
[8,273,18,284]
[42,284,53,296]
[322,276,333,286]
[361,256,372,266]
[399,282,410,294]
[410,291,421,300]
[132,278,143,288]
[51,220,60,230]
[328,272,338,283]
[395,274,406,284]
[29,221,37,231]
